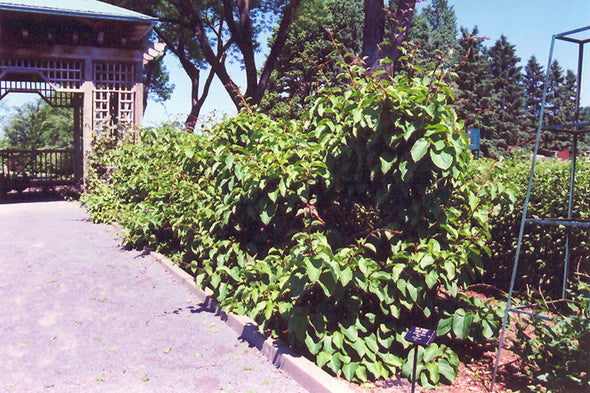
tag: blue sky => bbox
[2,1,590,129]
[142,0,590,126]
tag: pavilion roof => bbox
[0,0,157,23]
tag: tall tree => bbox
[409,0,457,63]
[522,55,545,139]
[260,0,364,119]
[486,35,526,155]
[559,69,578,123]
[106,0,303,127]
[452,27,496,156]
[0,100,73,150]
[543,60,567,149]
[545,60,566,125]
[362,0,417,72]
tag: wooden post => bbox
[73,94,84,184]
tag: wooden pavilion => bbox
[0,0,163,194]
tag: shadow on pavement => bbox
[0,186,80,204]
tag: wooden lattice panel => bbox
[93,62,134,91]
[0,57,83,106]
[0,57,83,89]
[93,62,135,131]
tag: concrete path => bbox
[0,201,307,393]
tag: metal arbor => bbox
[0,0,162,184]
[492,26,590,390]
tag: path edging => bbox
[148,251,355,393]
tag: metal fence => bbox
[0,149,75,196]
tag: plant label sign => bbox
[467,128,480,150]
[405,326,436,346]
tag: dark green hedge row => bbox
[474,154,590,298]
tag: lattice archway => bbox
[0,57,82,107]
[0,0,161,185]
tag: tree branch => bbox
[256,0,303,104]
[177,0,243,110]
[222,0,258,99]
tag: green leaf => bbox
[452,309,473,339]
[426,362,440,385]
[289,273,307,298]
[304,257,323,284]
[341,324,359,342]
[332,331,344,349]
[355,365,368,381]
[348,336,367,358]
[328,352,342,375]
[438,359,456,382]
[436,317,452,336]
[429,147,453,170]
[481,318,496,339]
[425,270,438,289]
[184,146,195,159]
[342,361,358,381]
[268,188,279,203]
[340,267,353,287]
[410,138,429,162]
[305,333,322,355]
[278,178,287,196]
[390,264,405,281]
[365,333,380,353]
[317,350,331,368]
[380,153,395,174]
[260,203,276,225]
[423,344,442,363]
[407,281,418,302]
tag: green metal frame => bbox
[491,25,590,391]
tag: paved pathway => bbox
[0,201,306,393]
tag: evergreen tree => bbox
[452,27,496,156]
[408,0,457,63]
[544,60,567,149]
[545,60,566,124]
[522,55,545,139]
[560,69,578,122]
[486,35,526,155]
[260,0,364,119]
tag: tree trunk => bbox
[387,0,417,71]
[362,0,385,71]
[255,0,302,104]
[362,0,416,73]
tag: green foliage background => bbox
[0,100,73,149]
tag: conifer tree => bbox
[452,27,496,156]
[545,61,566,124]
[560,69,578,122]
[523,55,545,139]
[259,0,363,119]
[544,60,567,149]
[486,35,526,155]
[409,0,457,62]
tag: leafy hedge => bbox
[83,64,512,387]
[511,279,590,392]
[474,154,590,298]
[466,153,590,391]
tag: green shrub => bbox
[83,63,511,387]
[512,278,590,392]
[473,153,590,298]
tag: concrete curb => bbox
[148,251,356,393]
